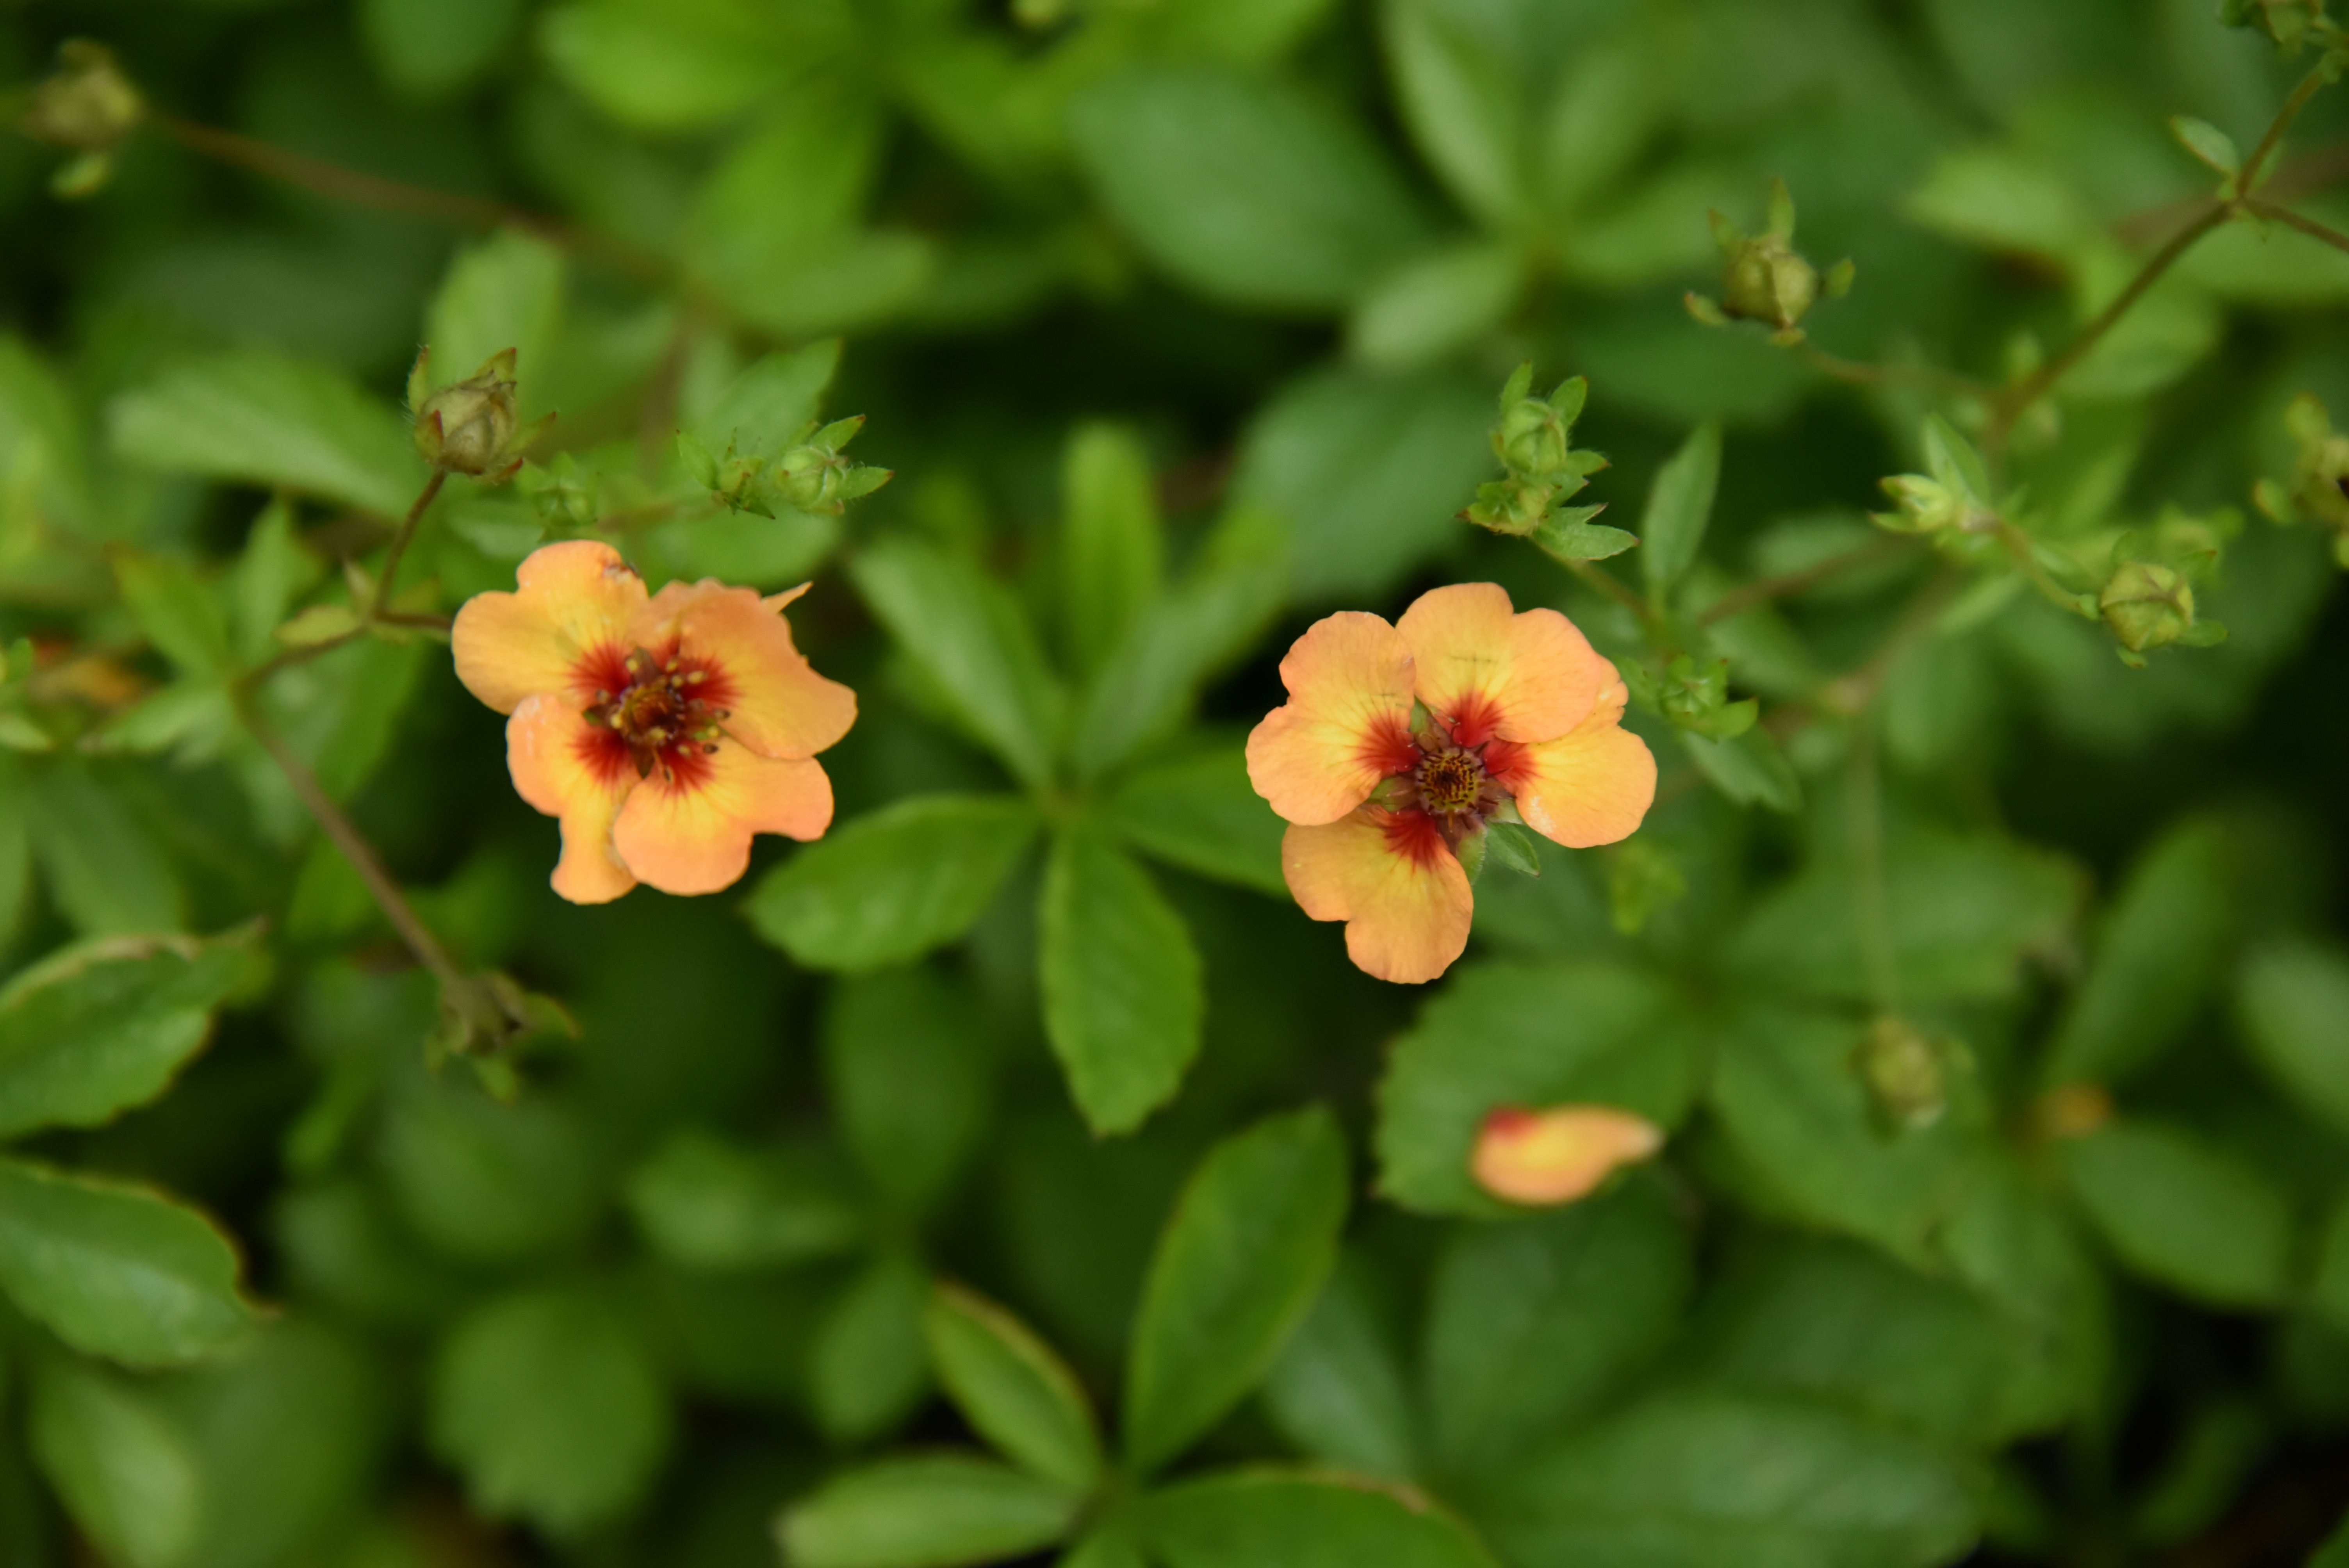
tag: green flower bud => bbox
[2099,559,2196,653]
[1852,1016,1964,1135]
[1499,397,1572,479]
[21,41,143,155]
[1874,473,1965,534]
[1722,240,1819,334]
[410,348,550,483]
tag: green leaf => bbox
[1233,366,1494,599]
[1060,422,1165,679]
[1940,1156,2109,1436]
[1704,1005,1987,1266]
[1098,744,1287,898]
[375,1078,602,1263]
[746,795,1041,973]
[824,968,994,1220]
[850,540,1065,790]
[0,1156,257,1367]
[2235,941,2349,1140]
[1376,962,1699,1217]
[0,925,264,1140]
[232,497,319,666]
[360,0,520,94]
[111,549,232,679]
[107,353,420,519]
[22,762,185,936]
[428,1284,672,1535]
[27,1360,202,1568]
[1530,513,1637,563]
[423,229,566,411]
[778,1456,1084,1568]
[925,1281,1102,1491]
[1474,1390,1980,1568]
[1347,239,1526,369]
[1071,506,1289,780]
[1260,1253,1416,1479]
[1640,420,1723,600]
[2059,1119,2293,1309]
[1423,1179,1690,1472]
[1380,0,1530,228]
[1902,145,2094,262]
[2041,818,2234,1089]
[1679,728,1800,814]
[1138,1469,1499,1568]
[1038,826,1205,1136]
[693,340,842,456]
[621,1128,861,1272]
[540,0,795,133]
[1069,65,1431,311]
[1123,1107,1349,1474]
[2318,1194,2349,1334]
[2168,115,2240,178]
[811,1252,932,1444]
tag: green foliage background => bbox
[1,0,2348,1564]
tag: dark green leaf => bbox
[1069,65,1430,311]
[1423,1179,1690,1472]
[23,762,185,937]
[778,1456,1084,1568]
[1038,827,1205,1136]
[0,926,262,1139]
[824,968,994,1219]
[1940,1156,2110,1437]
[0,1156,256,1367]
[111,549,232,679]
[1098,744,1287,898]
[1380,0,1529,228]
[1060,422,1165,679]
[621,1128,861,1272]
[747,795,1041,973]
[2317,1194,2349,1334]
[27,1360,202,1568]
[2235,941,2349,1140]
[375,1079,603,1263]
[850,540,1065,790]
[1139,1469,1498,1568]
[2059,1119,2293,1309]
[1640,420,1722,599]
[1260,1253,1416,1479]
[926,1281,1102,1491]
[360,0,520,94]
[1124,1107,1349,1474]
[1376,962,1699,1217]
[429,1285,672,1534]
[811,1252,931,1444]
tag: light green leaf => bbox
[1376,962,1699,1217]
[539,0,797,133]
[926,1281,1102,1491]
[108,353,420,519]
[1640,420,1722,599]
[1124,1107,1349,1474]
[1098,744,1287,898]
[232,497,319,666]
[850,540,1065,790]
[360,0,520,95]
[111,549,232,679]
[1038,826,1205,1136]
[424,230,565,410]
[429,1285,672,1535]
[28,1361,202,1568]
[2168,115,2240,179]
[1260,1253,1416,1479]
[1347,240,1526,369]
[746,795,1041,972]
[1139,1468,1499,1568]
[2235,941,2349,1140]
[1060,422,1165,679]
[2041,817,2234,1089]
[0,1156,257,1367]
[0,925,263,1140]
[1380,0,1530,228]
[22,762,185,936]
[824,968,994,1220]
[1903,145,2093,262]
[778,1456,1084,1568]
[1233,365,1492,600]
[693,340,842,455]
[1069,65,1431,311]
[810,1253,933,1444]
[1474,1391,1980,1568]
[1679,727,1801,814]
[621,1128,860,1272]
[1424,1180,1690,1473]
[2060,1119,2293,1309]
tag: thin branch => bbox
[1796,342,1993,399]
[370,469,445,622]
[1698,536,1916,626]
[2243,195,2349,257]
[1564,558,1655,625]
[2242,57,2338,194]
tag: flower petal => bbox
[453,540,648,713]
[1471,1104,1664,1206]
[1395,581,1615,747]
[1281,809,1472,984]
[1488,684,1655,849]
[630,579,856,760]
[1246,612,1419,826]
[610,740,835,896]
[507,693,638,905]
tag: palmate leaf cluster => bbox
[2,0,2349,1566]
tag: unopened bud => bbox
[1852,1016,1962,1133]
[1874,473,1966,534]
[415,349,520,476]
[21,41,143,154]
[1722,240,1819,335]
[1470,1103,1664,1206]
[2099,559,2194,653]
[1499,398,1572,478]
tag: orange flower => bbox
[452,541,855,903]
[1246,583,1654,982]
[1471,1104,1664,1205]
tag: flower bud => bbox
[21,41,143,154]
[1499,397,1572,479]
[1470,1103,1664,1206]
[1721,240,1820,335]
[2098,559,2195,653]
[414,349,521,476]
[1852,1016,1961,1133]
[1874,473,1966,534]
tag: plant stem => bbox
[237,471,451,696]
[1797,342,1992,399]
[2242,57,2338,194]
[2243,195,2349,257]
[1565,558,1655,625]
[1697,536,1916,626]
[369,469,445,623]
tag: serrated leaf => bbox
[1531,513,1637,563]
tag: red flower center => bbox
[579,645,735,787]
[1415,747,1486,815]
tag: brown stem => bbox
[2243,196,2349,257]
[234,630,362,695]
[1797,342,1992,399]
[370,469,445,622]
[1565,558,1655,625]
[1698,536,1916,626]
[151,113,668,284]
[236,697,464,992]
[2242,58,2338,195]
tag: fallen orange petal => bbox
[1471,1103,1664,1205]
